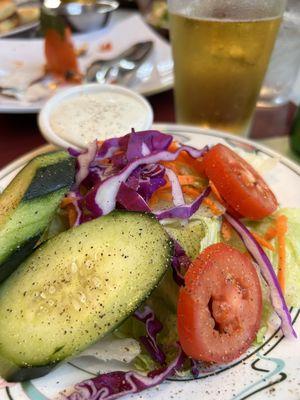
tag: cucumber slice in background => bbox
[0,211,172,382]
[0,151,75,282]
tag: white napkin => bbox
[0,63,44,90]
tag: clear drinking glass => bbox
[258,0,300,107]
[168,0,286,135]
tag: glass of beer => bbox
[168,0,286,135]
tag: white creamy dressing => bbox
[50,92,149,146]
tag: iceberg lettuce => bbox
[247,208,300,308]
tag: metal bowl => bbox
[60,0,119,32]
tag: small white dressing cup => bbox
[38,83,154,150]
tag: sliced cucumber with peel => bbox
[0,211,172,382]
[0,151,75,282]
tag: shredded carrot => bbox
[178,175,198,186]
[203,197,224,216]
[264,225,278,241]
[260,215,288,292]
[60,197,75,208]
[164,141,206,176]
[160,175,199,190]
[182,186,201,198]
[178,151,205,175]
[276,215,288,293]
[60,197,79,227]
[67,205,78,227]
[168,141,179,152]
[209,181,225,205]
[153,187,169,198]
[148,139,207,207]
[251,231,275,252]
[158,191,173,202]
[161,161,181,175]
[99,158,111,165]
[149,190,173,208]
[221,219,232,241]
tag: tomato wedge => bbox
[203,144,278,220]
[177,243,262,364]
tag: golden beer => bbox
[170,11,281,134]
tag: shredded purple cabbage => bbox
[138,164,166,197]
[171,241,191,287]
[66,347,185,400]
[134,306,166,365]
[138,175,166,202]
[75,141,98,186]
[126,164,166,202]
[68,148,81,157]
[165,168,185,207]
[224,213,296,339]
[190,359,200,378]
[126,130,173,161]
[94,130,172,169]
[97,137,125,160]
[116,183,150,213]
[154,187,211,220]
[69,131,208,222]
[90,145,208,216]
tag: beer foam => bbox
[170,0,284,21]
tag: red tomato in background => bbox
[45,27,79,79]
[177,243,262,364]
[203,144,278,220]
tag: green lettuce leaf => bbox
[164,215,221,260]
[247,208,300,308]
[198,216,221,252]
[164,219,206,260]
[253,284,273,345]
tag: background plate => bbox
[0,21,39,39]
[0,12,173,114]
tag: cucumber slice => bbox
[0,151,75,282]
[0,211,172,382]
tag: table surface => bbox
[1,5,299,170]
[0,89,299,170]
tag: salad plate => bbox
[0,124,299,400]
[0,13,173,114]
